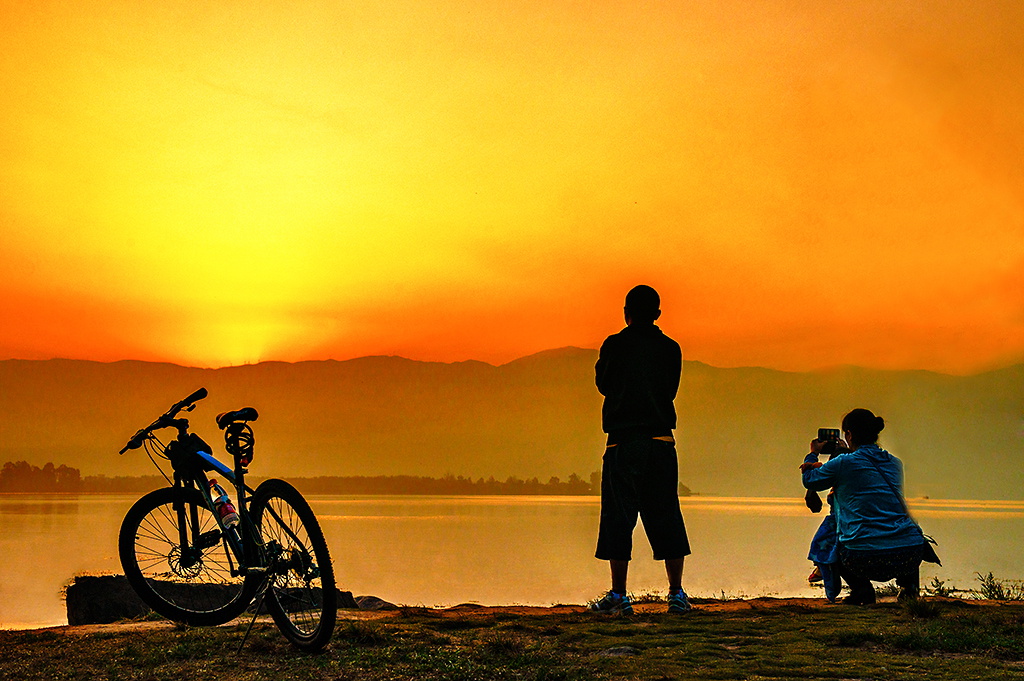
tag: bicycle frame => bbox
[161,425,316,580]
[163,423,263,576]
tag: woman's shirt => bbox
[802,445,924,551]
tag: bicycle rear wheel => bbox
[119,486,258,626]
[250,479,337,651]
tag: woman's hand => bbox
[810,438,825,454]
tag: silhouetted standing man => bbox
[590,285,692,614]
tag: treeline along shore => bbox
[0,461,694,496]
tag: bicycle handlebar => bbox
[118,388,209,454]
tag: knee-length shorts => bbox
[595,437,691,561]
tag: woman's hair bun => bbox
[842,408,885,443]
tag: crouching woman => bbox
[801,408,925,604]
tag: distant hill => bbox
[1,350,1021,499]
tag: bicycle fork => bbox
[171,481,252,577]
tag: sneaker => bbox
[842,589,876,605]
[588,591,634,615]
[808,566,823,583]
[667,591,692,613]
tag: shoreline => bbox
[8,594,1019,633]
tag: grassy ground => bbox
[2,598,1023,681]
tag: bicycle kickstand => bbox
[236,576,273,654]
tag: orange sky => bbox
[2,1,1022,373]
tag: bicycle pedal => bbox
[239,566,269,576]
[197,529,222,550]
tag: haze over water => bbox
[2,494,1021,629]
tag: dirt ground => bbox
[47,595,988,634]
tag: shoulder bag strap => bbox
[865,456,912,516]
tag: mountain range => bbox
[1,349,1021,498]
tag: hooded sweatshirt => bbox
[595,323,680,443]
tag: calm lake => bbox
[1,494,1021,628]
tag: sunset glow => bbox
[2,1,1022,372]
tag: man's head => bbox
[624,285,661,324]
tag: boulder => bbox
[355,595,399,611]
[337,590,359,609]
[65,575,150,625]
[65,574,364,624]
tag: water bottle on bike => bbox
[208,478,240,528]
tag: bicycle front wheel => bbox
[119,486,259,626]
[250,479,337,651]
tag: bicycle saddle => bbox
[216,407,259,429]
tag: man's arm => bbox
[595,337,614,396]
[668,341,681,400]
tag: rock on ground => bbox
[65,575,362,624]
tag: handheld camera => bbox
[805,428,846,513]
[817,428,840,442]
[815,428,848,458]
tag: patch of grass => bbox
[478,631,528,658]
[490,612,523,623]
[974,572,1024,601]
[629,589,664,604]
[828,628,884,648]
[920,573,1024,601]
[692,590,753,601]
[9,630,60,644]
[426,632,456,646]
[925,576,956,597]
[902,596,943,619]
[340,620,392,646]
[4,602,1024,680]
[427,617,487,632]
[887,614,1024,659]
[556,630,589,645]
[588,622,643,637]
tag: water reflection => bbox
[0,495,81,516]
[0,495,130,629]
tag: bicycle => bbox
[117,388,337,651]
